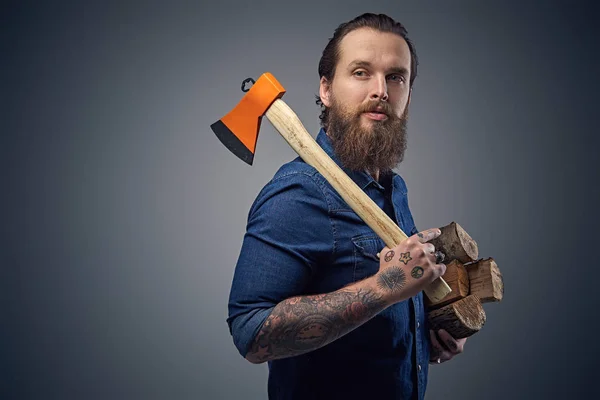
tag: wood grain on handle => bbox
[265,99,451,302]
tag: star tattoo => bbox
[398,252,412,265]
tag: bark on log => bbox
[430,222,478,264]
[425,260,469,310]
[466,257,504,303]
[427,295,486,339]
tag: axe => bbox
[211,72,452,303]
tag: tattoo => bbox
[446,338,458,351]
[384,250,395,262]
[398,252,412,265]
[417,232,424,239]
[411,266,424,279]
[376,265,407,294]
[248,288,386,363]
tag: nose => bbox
[369,75,388,102]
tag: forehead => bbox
[336,27,411,70]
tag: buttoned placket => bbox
[390,177,427,399]
[413,294,426,398]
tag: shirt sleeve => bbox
[226,170,334,358]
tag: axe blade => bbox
[211,73,286,165]
[211,119,257,165]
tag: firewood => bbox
[425,260,469,310]
[427,295,486,339]
[430,222,478,264]
[466,257,504,303]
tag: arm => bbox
[227,171,445,363]
[246,274,387,363]
[246,228,446,364]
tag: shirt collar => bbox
[315,128,394,192]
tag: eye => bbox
[353,70,368,78]
[388,74,405,83]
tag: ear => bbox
[406,87,412,108]
[319,76,332,107]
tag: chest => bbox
[309,185,415,294]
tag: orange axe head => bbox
[211,72,286,165]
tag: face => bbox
[319,27,413,173]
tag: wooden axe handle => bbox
[265,98,452,303]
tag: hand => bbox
[374,228,447,304]
[429,329,467,364]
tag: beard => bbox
[326,95,408,174]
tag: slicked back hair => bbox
[316,13,419,130]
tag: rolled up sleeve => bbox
[226,170,334,358]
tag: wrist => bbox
[366,273,396,308]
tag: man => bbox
[227,13,467,399]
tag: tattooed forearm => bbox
[376,266,407,294]
[247,285,387,363]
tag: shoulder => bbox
[248,157,331,217]
[271,156,325,185]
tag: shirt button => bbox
[417,321,420,328]
[418,364,422,372]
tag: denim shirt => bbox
[227,128,431,399]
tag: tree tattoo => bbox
[384,250,395,262]
[411,266,424,279]
[398,252,412,265]
[377,266,407,294]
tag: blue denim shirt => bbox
[227,128,431,399]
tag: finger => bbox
[430,329,450,352]
[416,228,442,243]
[429,330,452,362]
[424,243,435,255]
[430,263,446,280]
[437,329,464,355]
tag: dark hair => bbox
[316,13,419,129]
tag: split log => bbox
[430,222,479,264]
[427,295,486,339]
[466,257,504,303]
[425,260,469,310]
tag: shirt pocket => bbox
[351,234,383,282]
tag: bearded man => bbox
[227,13,468,400]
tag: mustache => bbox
[357,101,395,116]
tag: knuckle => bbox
[439,263,447,275]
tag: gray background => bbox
[3,0,599,398]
